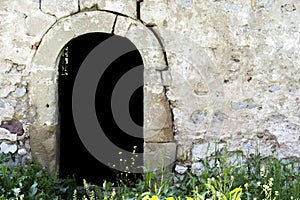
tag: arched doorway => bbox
[28,11,175,181]
[58,33,144,184]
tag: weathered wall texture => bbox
[0,0,299,174]
[140,0,300,170]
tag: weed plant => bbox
[0,153,75,199]
[1,144,299,200]
[73,144,300,200]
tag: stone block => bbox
[113,15,132,36]
[174,164,188,174]
[191,162,205,176]
[18,148,27,156]
[0,128,17,142]
[0,119,24,136]
[192,142,215,161]
[41,0,79,18]
[25,10,56,37]
[0,142,17,154]
[0,102,15,122]
[176,143,191,162]
[144,128,173,143]
[80,0,97,10]
[140,0,169,26]
[264,83,282,93]
[28,70,57,125]
[29,125,56,172]
[144,87,173,134]
[161,70,172,86]
[0,9,33,65]
[144,142,177,171]
[144,69,163,87]
[140,49,167,70]
[114,16,166,70]
[0,79,16,98]
[32,23,76,69]
[6,0,40,16]
[69,11,116,36]
[231,99,257,110]
[191,110,208,125]
[97,0,136,18]
[12,87,27,98]
[32,11,115,70]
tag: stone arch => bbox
[28,11,175,172]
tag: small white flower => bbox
[263,184,270,190]
[111,188,116,196]
[216,160,221,168]
[231,176,234,181]
[257,181,261,186]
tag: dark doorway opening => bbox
[58,33,144,185]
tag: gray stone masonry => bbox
[0,0,299,174]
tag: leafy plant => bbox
[0,153,75,199]
[1,143,300,200]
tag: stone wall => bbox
[0,0,299,174]
[141,0,300,169]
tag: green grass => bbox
[0,145,299,200]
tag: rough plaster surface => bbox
[80,0,137,18]
[0,0,299,174]
[142,0,300,164]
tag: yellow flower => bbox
[186,197,193,200]
[166,197,174,200]
[151,196,159,200]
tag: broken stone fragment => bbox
[231,99,257,110]
[191,162,205,176]
[18,148,27,156]
[175,164,188,174]
[0,142,17,154]
[0,119,24,136]
[0,127,17,141]
[12,87,27,98]
[191,110,207,124]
